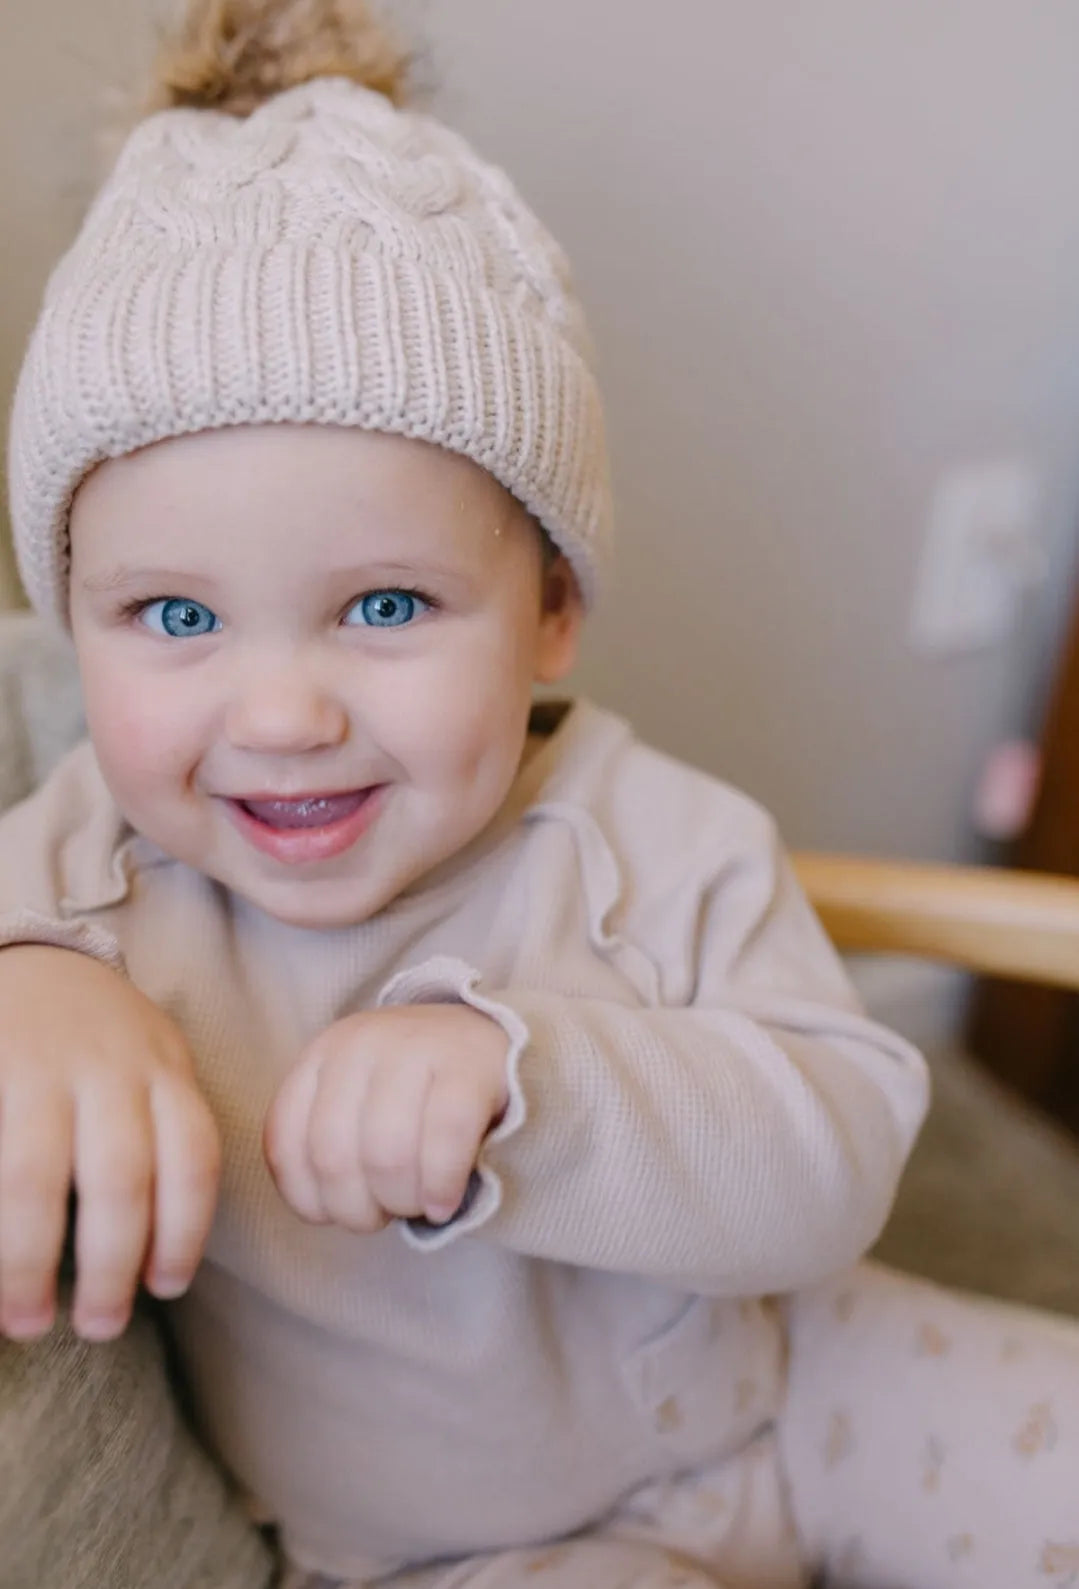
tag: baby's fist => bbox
[264,1005,509,1232]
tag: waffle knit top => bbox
[0,700,928,1577]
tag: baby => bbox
[2,3,1078,1586]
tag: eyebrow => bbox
[78,560,478,595]
[329,560,476,589]
[78,567,209,595]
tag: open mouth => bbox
[238,792,370,830]
[225,786,384,864]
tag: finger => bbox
[418,1073,496,1225]
[264,1057,328,1224]
[303,1049,388,1232]
[144,1077,221,1300]
[0,1086,74,1338]
[71,1082,154,1340]
[355,1054,432,1222]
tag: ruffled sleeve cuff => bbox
[375,956,530,1252]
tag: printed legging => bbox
[288,1263,1079,1589]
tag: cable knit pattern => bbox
[8,77,612,621]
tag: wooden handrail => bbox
[793,853,1079,992]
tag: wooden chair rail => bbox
[793,853,1079,993]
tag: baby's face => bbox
[68,426,582,928]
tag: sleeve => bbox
[0,745,128,973]
[382,801,929,1298]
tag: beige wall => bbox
[0,0,155,601]
[4,1,1079,860]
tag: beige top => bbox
[0,700,928,1578]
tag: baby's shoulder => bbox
[523,702,788,996]
[0,739,133,916]
[547,701,781,877]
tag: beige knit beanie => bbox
[7,0,612,624]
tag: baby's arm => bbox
[0,749,221,1342]
[271,771,928,1296]
[401,872,921,1295]
[0,944,219,1341]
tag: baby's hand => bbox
[0,946,220,1341]
[265,1005,509,1231]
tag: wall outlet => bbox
[909,461,1045,656]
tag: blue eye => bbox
[141,599,221,638]
[345,590,430,629]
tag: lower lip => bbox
[222,788,385,865]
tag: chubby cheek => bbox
[78,658,204,822]
[372,648,532,810]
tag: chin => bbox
[249,893,374,931]
[240,877,397,932]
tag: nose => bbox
[225,653,349,756]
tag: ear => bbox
[534,556,584,684]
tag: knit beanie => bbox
[7,0,612,624]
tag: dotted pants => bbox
[291,1262,1079,1589]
